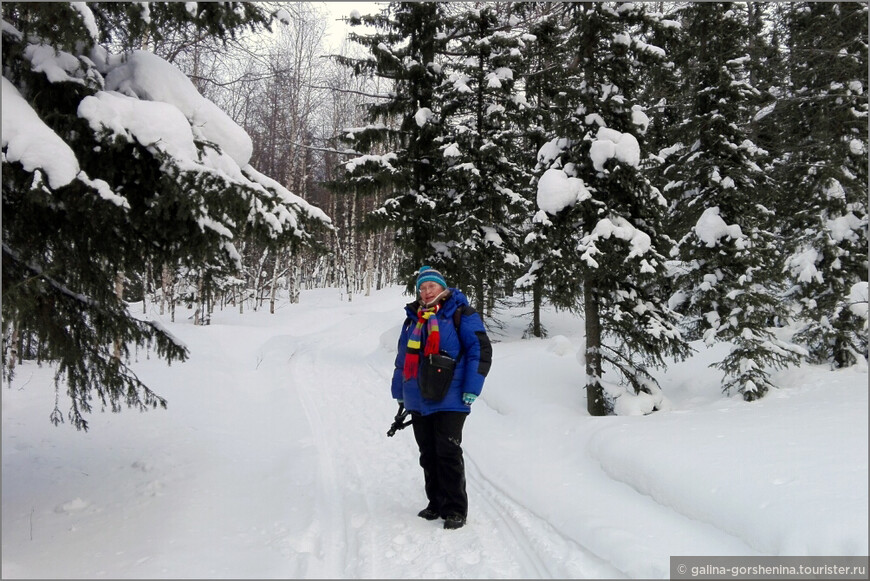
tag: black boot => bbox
[443,514,465,530]
[418,507,440,521]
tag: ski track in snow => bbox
[271,307,609,578]
[465,456,626,578]
[260,299,769,578]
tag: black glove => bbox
[387,402,412,437]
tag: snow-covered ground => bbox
[2,286,867,578]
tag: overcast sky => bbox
[320,1,381,51]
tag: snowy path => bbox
[2,287,866,579]
[224,295,751,579]
[270,306,620,579]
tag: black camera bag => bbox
[418,353,456,402]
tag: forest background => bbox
[1,1,867,426]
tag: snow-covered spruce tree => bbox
[428,3,534,315]
[773,2,868,368]
[661,3,803,402]
[513,4,578,338]
[335,2,450,291]
[1,2,331,430]
[633,3,683,178]
[526,3,690,416]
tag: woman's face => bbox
[419,281,445,306]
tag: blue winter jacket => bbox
[391,288,492,415]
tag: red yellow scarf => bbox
[403,304,441,380]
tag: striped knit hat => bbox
[415,266,447,292]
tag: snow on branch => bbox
[2,77,79,189]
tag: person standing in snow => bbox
[391,266,492,530]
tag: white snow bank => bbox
[588,372,868,555]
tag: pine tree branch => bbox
[3,244,99,308]
[190,69,290,88]
[305,84,391,99]
[3,243,188,354]
[290,142,359,156]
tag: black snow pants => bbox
[411,411,468,519]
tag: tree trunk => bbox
[334,225,353,302]
[205,282,212,326]
[113,272,125,360]
[160,264,168,316]
[364,236,373,296]
[473,268,485,315]
[346,194,357,299]
[532,278,543,338]
[193,273,203,326]
[161,264,176,322]
[253,248,269,311]
[143,261,150,314]
[584,277,609,416]
[8,325,19,373]
[289,254,301,304]
[270,250,283,314]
